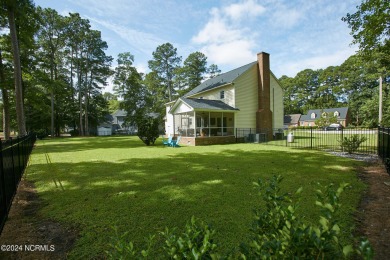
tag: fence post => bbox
[341,127,344,152]
[310,127,313,149]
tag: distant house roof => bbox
[170,97,239,114]
[300,107,349,121]
[112,109,127,117]
[284,114,301,125]
[184,61,257,97]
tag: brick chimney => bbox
[256,52,273,140]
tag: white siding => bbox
[173,102,192,114]
[165,104,174,136]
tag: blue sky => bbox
[34,0,360,91]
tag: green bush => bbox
[69,129,79,136]
[35,129,48,140]
[137,115,159,146]
[339,134,367,154]
[107,176,373,259]
[106,217,217,259]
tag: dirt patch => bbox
[0,160,389,259]
[355,160,390,259]
[0,179,78,260]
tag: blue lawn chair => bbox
[163,136,173,146]
[170,136,181,147]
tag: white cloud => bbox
[192,0,265,67]
[223,0,265,21]
[275,47,358,77]
[200,41,255,66]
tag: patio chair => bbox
[170,136,181,147]
[163,135,173,146]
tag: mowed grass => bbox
[26,136,366,258]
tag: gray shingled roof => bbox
[184,61,257,97]
[284,114,301,124]
[170,97,239,113]
[300,107,349,121]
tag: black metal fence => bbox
[236,127,378,154]
[378,127,390,174]
[0,134,36,234]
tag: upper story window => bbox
[310,112,316,119]
[220,90,225,99]
[334,111,340,117]
[322,112,327,118]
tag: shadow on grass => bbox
[33,136,165,154]
[26,143,365,258]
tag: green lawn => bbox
[26,136,366,258]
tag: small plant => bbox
[35,129,48,140]
[339,134,367,154]
[106,217,217,259]
[160,216,218,259]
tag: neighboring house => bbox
[165,52,284,146]
[299,107,350,127]
[96,110,137,136]
[284,114,301,128]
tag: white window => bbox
[334,111,340,117]
[311,112,316,119]
[220,90,225,99]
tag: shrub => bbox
[35,129,48,140]
[339,134,367,154]
[137,115,159,146]
[241,175,373,259]
[106,217,217,259]
[69,129,79,136]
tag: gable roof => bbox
[284,114,301,124]
[184,61,257,97]
[300,107,349,121]
[170,97,239,114]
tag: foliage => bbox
[339,134,367,154]
[148,43,182,102]
[315,112,338,128]
[279,49,389,126]
[35,129,48,140]
[160,216,217,259]
[137,115,160,146]
[241,175,372,259]
[113,52,147,124]
[342,0,389,54]
[106,217,217,259]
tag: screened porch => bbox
[173,111,235,137]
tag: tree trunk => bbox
[50,54,55,137]
[0,50,10,140]
[84,68,89,136]
[78,63,84,136]
[7,6,26,136]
